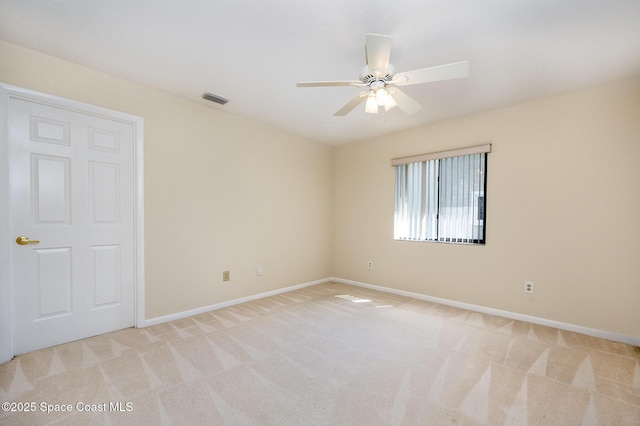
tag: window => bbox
[393,144,490,244]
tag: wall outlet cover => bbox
[524,281,534,294]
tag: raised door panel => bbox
[91,245,121,308]
[34,247,72,319]
[89,162,120,224]
[31,155,70,224]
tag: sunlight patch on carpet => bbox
[334,294,372,303]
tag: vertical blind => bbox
[393,145,489,244]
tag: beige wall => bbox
[2,40,639,339]
[333,76,640,337]
[0,40,333,318]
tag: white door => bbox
[9,95,137,355]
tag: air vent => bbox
[202,92,229,105]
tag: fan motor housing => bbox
[360,64,396,85]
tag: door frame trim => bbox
[0,83,145,363]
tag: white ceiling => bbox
[1,0,640,144]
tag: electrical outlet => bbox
[524,281,534,294]
[223,271,230,282]
[367,260,373,269]
[257,266,263,276]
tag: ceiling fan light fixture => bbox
[296,34,469,117]
[384,94,398,111]
[375,87,390,106]
[365,90,378,114]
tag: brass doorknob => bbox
[16,236,40,245]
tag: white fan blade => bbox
[334,91,368,116]
[297,81,363,87]
[392,61,469,86]
[390,89,423,115]
[365,34,392,76]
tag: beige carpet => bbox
[1,282,639,425]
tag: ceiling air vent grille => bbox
[202,92,229,105]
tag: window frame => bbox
[392,144,490,245]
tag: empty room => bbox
[1,0,639,424]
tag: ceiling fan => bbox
[297,33,469,116]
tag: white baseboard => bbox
[331,277,640,347]
[138,276,639,347]
[140,277,331,328]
